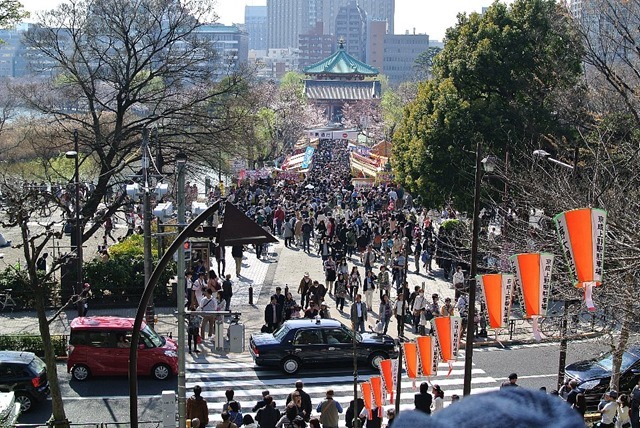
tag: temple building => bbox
[303,40,381,122]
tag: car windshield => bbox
[597,351,637,372]
[273,324,290,341]
[141,325,165,348]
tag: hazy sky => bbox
[20,0,514,41]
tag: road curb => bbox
[467,331,602,348]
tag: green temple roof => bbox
[303,40,379,76]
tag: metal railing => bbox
[16,422,162,428]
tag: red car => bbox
[67,317,178,381]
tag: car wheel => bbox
[281,356,301,374]
[14,393,33,412]
[153,363,171,380]
[71,364,90,381]
[368,352,388,370]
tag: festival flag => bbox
[370,376,384,417]
[379,359,394,404]
[402,342,419,389]
[554,208,607,310]
[477,274,515,331]
[416,336,438,379]
[510,253,554,340]
[432,316,462,375]
[360,382,373,419]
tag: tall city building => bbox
[321,0,394,37]
[245,5,267,51]
[299,22,335,70]
[335,0,367,62]
[366,20,387,71]
[383,33,429,85]
[267,0,310,49]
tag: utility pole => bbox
[176,152,188,428]
[142,129,155,328]
[74,130,83,316]
[352,323,360,428]
[463,142,483,396]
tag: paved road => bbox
[473,338,605,390]
[17,362,174,425]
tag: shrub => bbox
[83,255,176,307]
[0,334,67,357]
[0,267,57,309]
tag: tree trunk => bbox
[34,286,70,428]
[610,298,633,391]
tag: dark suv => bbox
[0,351,50,412]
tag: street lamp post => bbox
[65,130,83,316]
[175,152,188,428]
[462,143,495,396]
[533,150,576,390]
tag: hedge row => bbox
[0,334,67,357]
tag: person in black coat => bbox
[414,382,433,414]
[255,396,280,428]
[345,398,365,428]
[264,296,282,332]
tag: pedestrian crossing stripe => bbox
[185,353,499,419]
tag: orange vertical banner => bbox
[511,253,554,340]
[477,274,514,329]
[379,359,394,403]
[360,382,373,419]
[433,316,462,375]
[416,336,438,378]
[370,376,384,413]
[402,342,419,389]
[554,208,607,310]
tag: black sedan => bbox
[565,346,640,408]
[249,318,398,374]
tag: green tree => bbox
[392,0,583,210]
[0,0,28,29]
[413,46,442,81]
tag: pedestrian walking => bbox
[335,273,348,312]
[363,270,376,309]
[316,390,343,428]
[500,373,519,388]
[431,385,444,413]
[186,385,209,427]
[264,296,282,333]
[350,294,367,333]
[222,274,233,311]
[231,245,244,277]
[414,382,432,414]
[256,396,280,428]
[298,272,312,309]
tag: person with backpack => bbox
[316,390,343,428]
[228,401,243,427]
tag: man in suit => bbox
[350,294,368,333]
[264,296,282,333]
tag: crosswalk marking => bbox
[185,351,499,418]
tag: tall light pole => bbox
[175,152,188,428]
[463,143,495,396]
[141,129,155,327]
[65,130,83,316]
[533,150,575,390]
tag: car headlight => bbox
[164,350,178,358]
[578,379,600,391]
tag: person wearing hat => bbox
[500,373,519,389]
[298,273,312,309]
[598,390,618,428]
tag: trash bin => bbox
[228,322,245,353]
